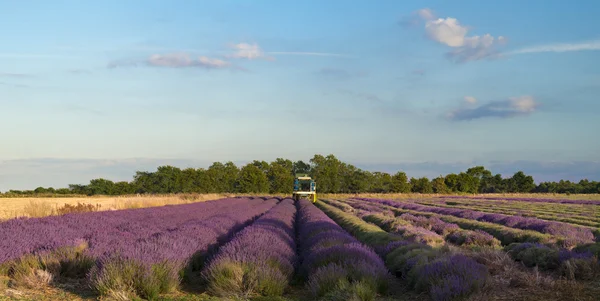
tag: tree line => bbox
[2,154,599,196]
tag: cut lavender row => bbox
[357,198,595,246]
[201,198,297,297]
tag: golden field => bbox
[0,194,227,220]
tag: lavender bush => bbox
[505,242,599,280]
[446,230,501,248]
[201,198,297,298]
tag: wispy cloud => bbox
[0,72,34,78]
[67,69,93,74]
[267,51,356,58]
[317,68,367,80]
[0,53,74,60]
[337,89,384,104]
[226,43,274,61]
[464,96,477,104]
[411,69,426,76]
[447,95,539,121]
[0,82,31,88]
[508,40,600,55]
[108,53,236,70]
[406,8,506,63]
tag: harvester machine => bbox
[293,174,317,203]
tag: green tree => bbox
[309,154,343,193]
[88,178,116,195]
[506,171,535,193]
[267,158,294,193]
[293,160,311,175]
[237,164,269,193]
[410,177,433,193]
[456,172,478,193]
[431,176,449,193]
[206,162,239,193]
[371,172,393,193]
[390,171,411,193]
[466,166,493,193]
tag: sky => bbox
[1,0,600,190]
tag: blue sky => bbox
[1,0,600,190]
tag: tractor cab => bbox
[293,174,317,202]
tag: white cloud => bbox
[228,43,274,60]
[417,8,435,21]
[110,53,231,69]
[464,96,477,104]
[148,53,193,67]
[509,40,600,55]
[412,9,506,63]
[509,95,537,112]
[425,18,468,47]
[197,56,230,68]
[448,95,539,121]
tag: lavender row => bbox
[316,200,489,301]
[342,199,501,248]
[362,214,446,247]
[296,199,391,299]
[357,198,595,246]
[0,197,262,264]
[201,198,297,298]
[90,198,279,299]
[442,195,600,206]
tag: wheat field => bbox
[0,194,227,220]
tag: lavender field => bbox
[0,196,599,301]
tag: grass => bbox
[0,194,225,220]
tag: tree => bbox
[206,162,239,193]
[293,160,311,175]
[154,166,184,193]
[88,178,116,195]
[456,172,478,193]
[309,154,343,193]
[267,159,294,193]
[112,181,134,195]
[236,164,269,193]
[444,173,459,192]
[507,171,535,193]
[431,176,449,194]
[251,160,270,174]
[390,171,411,193]
[371,172,393,193]
[410,177,433,193]
[466,166,493,193]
